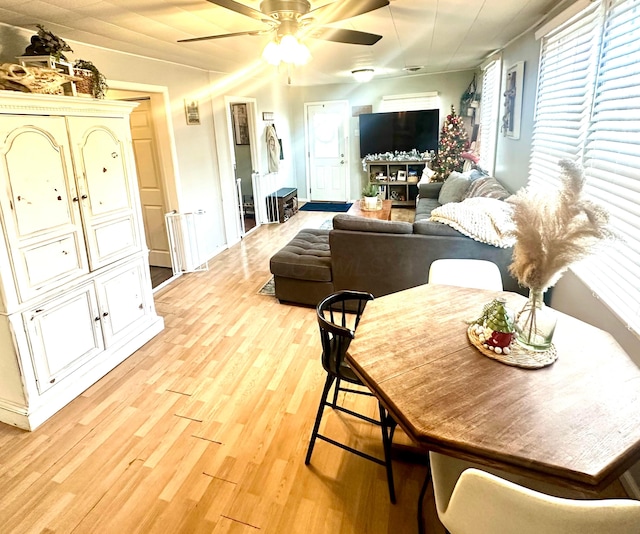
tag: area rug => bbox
[258,276,275,296]
[299,202,352,212]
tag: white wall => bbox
[287,70,477,201]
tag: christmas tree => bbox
[431,105,469,182]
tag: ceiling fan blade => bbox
[206,0,273,23]
[308,27,382,45]
[302,0,389,24]
[178,30,265,43]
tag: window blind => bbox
[478,59,501,174]
[529,2,601,190]
[380,92,440,112]
[578,0,640,334]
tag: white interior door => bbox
[129,99,171,267]
[306,102,348,202]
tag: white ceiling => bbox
[1,0,562,85]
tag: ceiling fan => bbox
[178,0,389,46]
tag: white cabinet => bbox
[0,93,164,430]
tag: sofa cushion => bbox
[438,172,472,204]
[269,229,332,282]
[418,181,443,199]
[464,176,511,200]
[332,214,413,234]
[414,197,441,222]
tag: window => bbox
[530,0,640,335]
[478,58,501,174]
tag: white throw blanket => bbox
[429,197,516,248]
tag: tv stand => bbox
[365,160,428,207]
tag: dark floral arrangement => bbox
[24,24,73,61]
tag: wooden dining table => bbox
[346,283,640,493]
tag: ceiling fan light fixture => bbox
[262,41,282,65]
[351,68,375,83]
[262,35,311,66]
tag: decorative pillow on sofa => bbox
[464,176,511,200]
[438,172,472,204]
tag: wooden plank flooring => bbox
[0,209,628,534]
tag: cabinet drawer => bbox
[24,285,104,394]
[17,233,88,302]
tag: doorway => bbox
[305,101,349,202]
[228,100,258,237]
[107,85,180,290]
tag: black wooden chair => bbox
[305,290,397,503]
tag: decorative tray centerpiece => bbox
[468,298,557,369]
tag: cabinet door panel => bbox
[91,217,136,260]
[96,259,148,347]
[0,116,88,306]
[25,285,103,394]
[21,234,85,289]
[67,117,141,269]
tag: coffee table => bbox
[347,199,392,221]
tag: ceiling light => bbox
[351,68,375,83]
[403,66,424,73]
[262,35,311,66]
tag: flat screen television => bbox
[358,109,440,158]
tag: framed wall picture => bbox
[184,99,200,125]
[232,103,250,145]
[397,170,407,181]
[502,61,524,139]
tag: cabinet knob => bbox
[103,311,109,317]
[73,197,79,202]
[95,316,100,322]
[111,152,118,158]
[81,194,88,199]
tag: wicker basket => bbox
[74,69,94,96]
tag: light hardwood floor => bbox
[0,209,627,534]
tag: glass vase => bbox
[515,289,557,351]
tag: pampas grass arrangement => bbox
[508,159,613,292]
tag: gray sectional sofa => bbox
[270,173,523,306]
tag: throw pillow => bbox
[438,172,471,204]
[464,176,511,200]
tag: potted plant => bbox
[362,183,380,210]
[72,59,108,99]
[23,24,73,61]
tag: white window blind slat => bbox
[529,2,601,189]
[559,0,640,335]
[478,59,500,174]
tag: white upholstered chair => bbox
[428,258,503,291]
[429,451,640,534]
